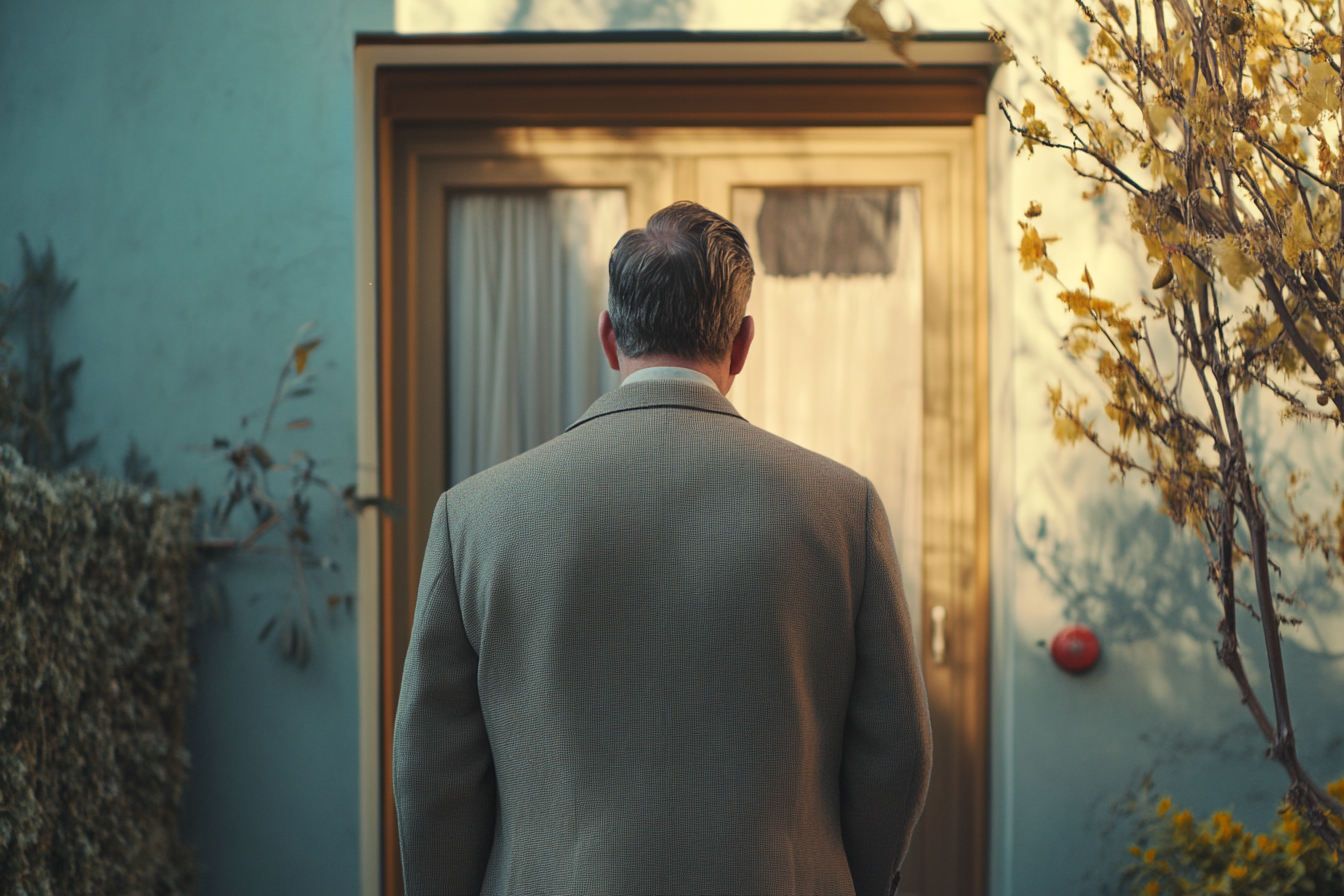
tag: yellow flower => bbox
[1157,797,1172,816]
[1288,838,1303,856]
[1174,810,1193,828]
[1130,845,1144,857]
[1144,848,1156,863]
[1228,863,1248,880]
[1145,881,1160,896]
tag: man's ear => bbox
[598,310,621,372]
[728,315,754,376]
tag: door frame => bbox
[354,34,997,896]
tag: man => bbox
[393,201,932,896]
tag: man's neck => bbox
[616,353,730,394]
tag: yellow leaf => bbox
[844,0,918,64]
[1211,236,1261,289]
[1150,151,1186,192]
[1147,102,1175,135]
[1248,46,1273,92]
[1257,10,1290,47]
[1172,255,1208,288]
[1234,136,1254,165]
[1314,192,1341,245]
[1018,225,1059,276]
[1025,201,1042,218]
[845,0,889,41]
[1283,203,1316,267]
[294,338,321,374]
[1053,414,1085,444]
[1059,288,1092,317]
[1299,59,1339,128]
[1023,100,1036,119]
[1082,266,1094,290]
[1106,402,1135,439]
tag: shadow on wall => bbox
[1012,489,1344,892]
[1017,491,1217,646]
[1018,486,1344,655]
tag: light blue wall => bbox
[0,1,390,893]
[5,0,1343,894]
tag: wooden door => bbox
[381,124,988,896]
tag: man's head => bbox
[606,201,754,363]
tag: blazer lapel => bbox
[565,379,745,433]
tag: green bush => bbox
[1122,779,1344,895]
[0,445,198,895]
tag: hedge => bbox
[0,445,198,895]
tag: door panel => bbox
[705,152,974,896]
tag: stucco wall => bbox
[3,0,1342,893]
[0,1,390,894]
[985,3,1344,893]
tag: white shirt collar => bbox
[621,366,720,390]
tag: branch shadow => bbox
[1016,490,1219,646]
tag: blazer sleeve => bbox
[839,480,934,896]
[393,493,497,896]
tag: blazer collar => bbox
[565,379,745,432]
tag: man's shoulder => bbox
[735,420,869,486]
[445,406,870,514]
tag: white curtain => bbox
[730,187,924,631]
[446,189,627,485]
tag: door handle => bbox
[930,605,947,665]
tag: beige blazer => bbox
[393,378,932,896]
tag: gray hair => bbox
[607,201,754,361]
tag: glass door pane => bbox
[446,188,627,485]
[731,186,924,630]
